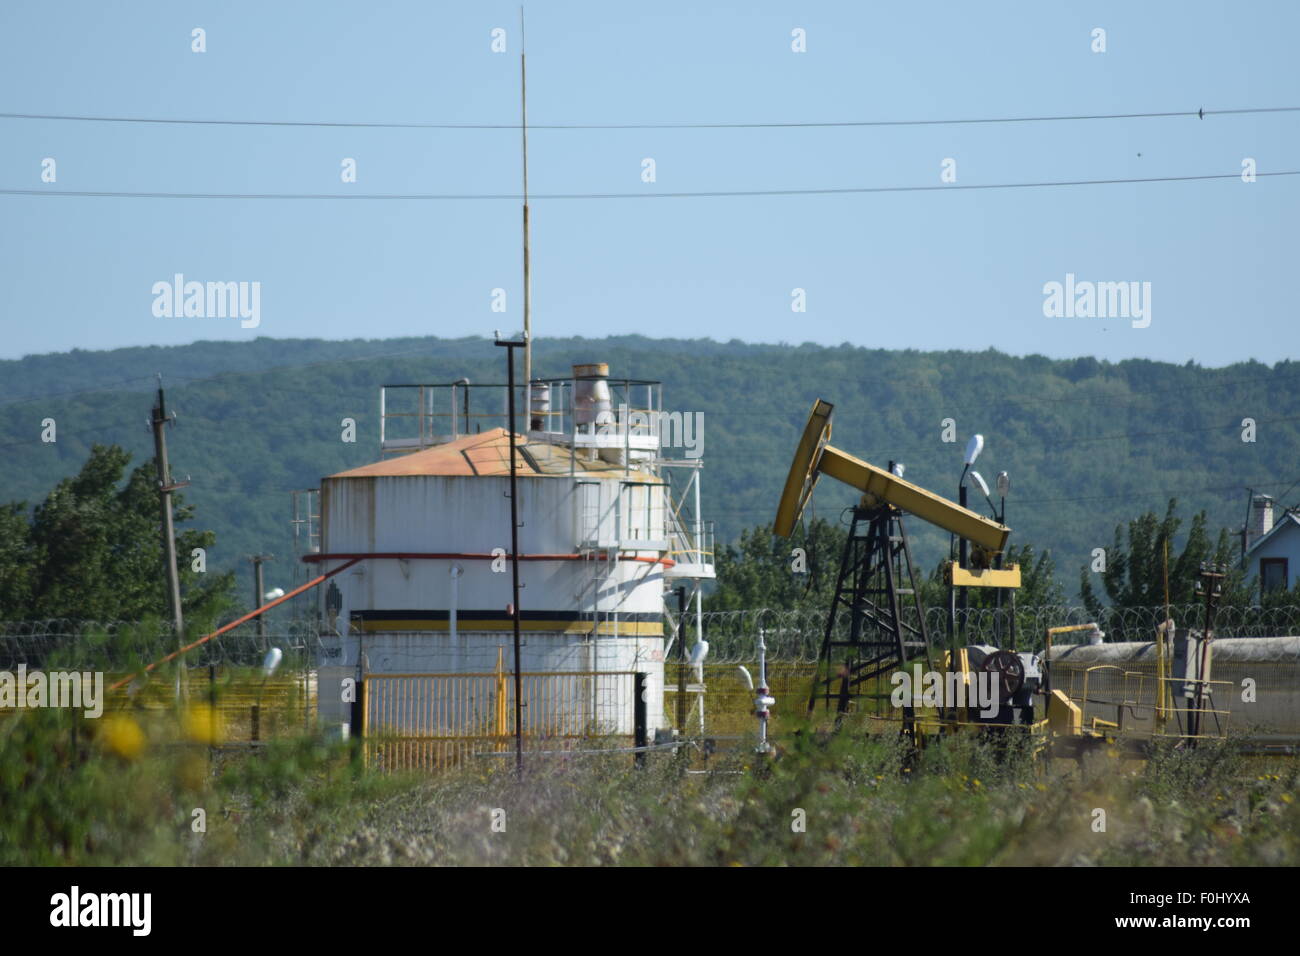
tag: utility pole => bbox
[249,554,274,651]
[496,335,527,776]
[519,8,533,433]
[151,377,187,699]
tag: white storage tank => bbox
[314,385,677,743]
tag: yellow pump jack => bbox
[774,399,1028,731]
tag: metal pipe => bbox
[755,627,774,754]
[676,586,687,732]
[250,554,272,651]
[449,564,462,645]
[303,551,676,567]
[109,557,362,692]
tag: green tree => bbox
[706,517,846,612]
[0,502,34,612]
[1079,498,1245,616]
[0,444,235,626]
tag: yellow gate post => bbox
[495,647,509,752]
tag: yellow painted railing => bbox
[1063,664,1233,740]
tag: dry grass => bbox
[2,702,1297,866]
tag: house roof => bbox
[328,428,652,480]
[1247,510,1300,556]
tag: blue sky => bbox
[1,1,1296,364]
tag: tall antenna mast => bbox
[520,7,532,433]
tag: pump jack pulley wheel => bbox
[982,650,1024,699]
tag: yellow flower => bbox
[182,703,222,744]
[101,715,146,760]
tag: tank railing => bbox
[380,382,529,449]
[662,467,713,571]
[666,513,714,569]
[290,489,321,562]
[379,380,664,465]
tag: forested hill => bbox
[3,335,1297,602]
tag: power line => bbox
[2,170,1294,202]
[1,105,1296,130]
[1048,413,1300,449]
[1269,474,1300,507]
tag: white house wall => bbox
[1247,520,1300,591]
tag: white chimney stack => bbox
[1248,494,1275,548]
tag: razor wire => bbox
[0,618,324,671]
[4,604,1300,669]
[693,604,1300,663]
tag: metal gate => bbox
[361,670,638,770]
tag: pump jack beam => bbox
[774,400,1010,557]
